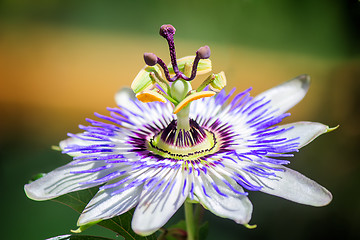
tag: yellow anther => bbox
[173,91,216,114]
[136,90,167,103]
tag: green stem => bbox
[185,201,195,240]
[193,204,203,240]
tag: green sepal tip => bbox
[327,125,339,133]
[51,145,61,151]
[71,220,102,234]
[29,173,46,183]
[243,223,257,229]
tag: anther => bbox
[143,53,158,66]
[185,45,212,81]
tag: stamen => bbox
[173,91,216,114]
[136,90,167,103]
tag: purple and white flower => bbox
[25,24,333,236]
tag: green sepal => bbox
[131,65,162,94]
[168,56,212,75]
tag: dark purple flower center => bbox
[146,119,219,161]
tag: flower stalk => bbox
[185,201,196,240]
[193,204,204,240]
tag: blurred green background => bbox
[0,0,359,239]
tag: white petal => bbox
[59,135,87,149]
[252,74,310,116]
[59,134,97,157]
[257,166,332,206]
[193,171,252,224]
[114,88,136,107]
[273,121,332,149]
[24,161,116,200]
[78,182,143,225]
[131,169,189,236]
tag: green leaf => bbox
[46,235,114,240]
[198,221,209,240]
[164,220,187,240]
[53,187,157,240]
[53,186,97,212]
[166,219,208,240]
[168,220,186,231]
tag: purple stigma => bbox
[143,24,211,82]
[143,53,158,66]
[159,24,179,75]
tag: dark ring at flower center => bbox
[147,119,219,161]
